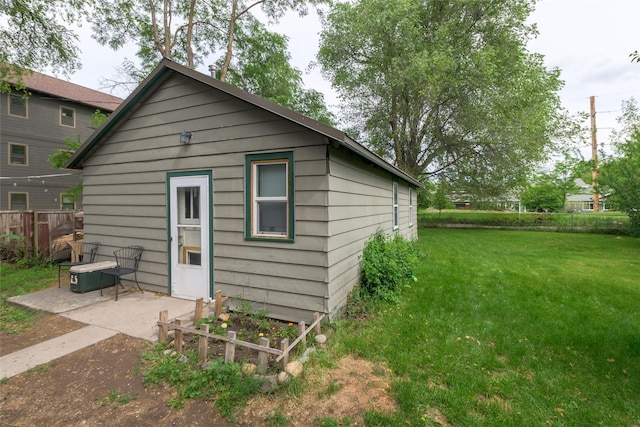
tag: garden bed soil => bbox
[0,310,399,426]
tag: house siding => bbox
[326,147,417,317]
[0,91,100,210]
[81,73,330,321]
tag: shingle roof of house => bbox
[66,58,422,187]
[15,70,123,112]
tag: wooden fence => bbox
[157,293,324,374]
[0,210,81,259]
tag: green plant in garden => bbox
[142,345,261,421]
[266,409,290,427]
[359,229,421,303]
[95,390,136,407]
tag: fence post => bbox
[194,298,204,324]
[225,330,236,364]
[199,324,209,362]
[257,337,270,374]
[313,312,321,334]
[174,319,183,353]
[298,321,306,351]
[215,290,223,317]
[280,338,289,368]
[159,310,168,342]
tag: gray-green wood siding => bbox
[81,73,330,321]
[0,91,99,210]
[326,147,417,317]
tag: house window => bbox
[8,94,27,117]
[60,106,76,127]
[409,188,414,227]
[245,152,294,241]
[9,193,28,210]
[61,194,76,210]
[8,143,28,165]
[392,180,399,230]
[182,187,200,220]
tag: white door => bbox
[169,174,211,301]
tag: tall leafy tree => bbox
[218,0,325,82]
[223,19,334,124]
[318,0,569,196]
[1,0,92,91]
[91,0,226,77]
[598,99,640,235]
[91,0,324,84]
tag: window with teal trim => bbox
[392,180,399,230]
[246,152,294,241]
[409,188,414,227]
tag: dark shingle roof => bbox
[16,70,123,112]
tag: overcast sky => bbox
[71,0,640,159]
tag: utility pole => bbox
[590,96,600,213]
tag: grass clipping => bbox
[239,355,397,425]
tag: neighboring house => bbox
[1,70,123,210]
[66,59,421,321]
[566,178,605,212]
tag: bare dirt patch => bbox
[237,354,398,426]
[1,313,399,426]
[0,313,85,356]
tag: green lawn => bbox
[0,263,59,333]
[2,230,639,425]
[331,229,640,426]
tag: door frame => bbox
[166,170,214,299]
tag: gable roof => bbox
[11,70,123,112]
[66,58,422,187]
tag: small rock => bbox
[285,360,304,377]
[298,347,316,363]
[277,371,290,384]
[162,349,174,356]
[315,334,327,344]
[218,313,230,321]
[242,363,257,375]
[255,375,278,393]
[178,354,189,363]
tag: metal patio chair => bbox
[57,241,100,287]
[100,246,144,301]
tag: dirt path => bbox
[0,312,398,426]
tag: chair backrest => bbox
[68,241,100,263]
[83,242,100,263]
[114,246,144,271]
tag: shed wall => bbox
[81,73,330,321]
[326,147,417,317]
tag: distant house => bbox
[566,178,605,212]
[66,59,421,321]
[1,70,122,210]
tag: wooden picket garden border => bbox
[157,291,325,374]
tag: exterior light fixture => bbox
[180,131,193,145]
